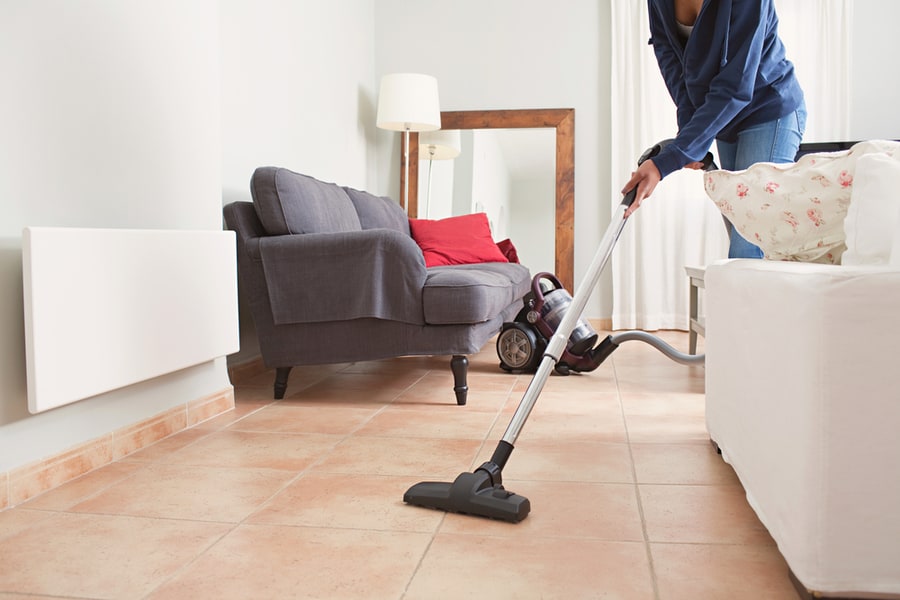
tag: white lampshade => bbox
[376,73,441,132]
[419,129,461,160]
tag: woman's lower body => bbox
[716,103,808,258]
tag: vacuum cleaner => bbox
[403,140,713,523]
[495,269,706,376]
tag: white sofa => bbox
[704,143,900,598]
[706,260,900,598]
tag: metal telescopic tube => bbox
[500,203,630,446]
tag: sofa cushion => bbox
[251,167,362,235]
[343,186,410,235]
[704,140,900,264]
[842,153,900,266]
[423,262,531,325]
[409,212,510,267]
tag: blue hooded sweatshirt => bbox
[648,0,804,178]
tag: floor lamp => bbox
[376,73,441,214]
[418,129,461,219]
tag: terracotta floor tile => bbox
[625,414,711,444]
[312,436,483,479]
[621,391,710,444]
[511,369,619,393]
[472,439,635,484]
[0,508,55,541]
[310,369,427,393]
[393,388,510,412]
[0,331,812,599]
[282,382,403,406]
[340,356,440,374]
[248,472,442,533]
[405,534,655,599]
[631,442,739,485]
[389,371,468,403]
[159,429,341,471]
[237,363,343,390]
[463,370,520,393]
[620,390,706,417]
[652,542,798,600]
[354,405,500,440]
[69,464,295,522]
[640,483,775,545]
[228,403,380,435]
[503,388,623,415]
[614,363,706,394]
[192,398,270,430]
[122,426,215,463]
[0,512,228,599]
[490,400,628,444]
[21,462,144,511]
[438,480,645,542]
[146,524,430,600]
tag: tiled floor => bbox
[0,331,800,599]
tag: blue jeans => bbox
[716,103,807,258]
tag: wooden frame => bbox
[404,108,575,290]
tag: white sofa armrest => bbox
[705,259,900,597]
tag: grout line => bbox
[612,355,661,600]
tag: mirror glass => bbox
[406,109,574,289]
[418,128,557,276]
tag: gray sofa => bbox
[223,167,531,404]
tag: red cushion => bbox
[409,213,509,267]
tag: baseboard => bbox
[589,318,613,331]
[0,387,235,511]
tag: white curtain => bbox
[609,0,852,331]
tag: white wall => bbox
[220,0,377,202]
[0,0,226,470]
[0,0,377,473]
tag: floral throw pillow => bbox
[704,140,900,264]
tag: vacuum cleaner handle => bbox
[530,272,563,307]
[621,139,716,208]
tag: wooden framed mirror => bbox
[403,108,575,290]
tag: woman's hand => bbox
[621,159,662,218]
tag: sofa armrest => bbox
[705,259,900,595]
[258,228,428,325]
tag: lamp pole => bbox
[403,128,410,214]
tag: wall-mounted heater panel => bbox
[22,227,240,414]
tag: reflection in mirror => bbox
[406,109,574,290]
[419,128,557,277]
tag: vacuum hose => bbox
[609,330,704,366]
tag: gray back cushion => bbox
[251,167,362,235]
[343,187,410,235]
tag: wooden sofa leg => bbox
[274,367,292,399]
[451,355,468,406]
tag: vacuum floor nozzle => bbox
[403,469,530,523]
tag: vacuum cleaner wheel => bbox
[497,323,543,372]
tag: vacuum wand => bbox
[500,200,629,447]
[402,139,710,523]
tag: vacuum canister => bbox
[537,286,598,356]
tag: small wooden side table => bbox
[684,266,706,354]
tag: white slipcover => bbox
[705,259,900,598]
